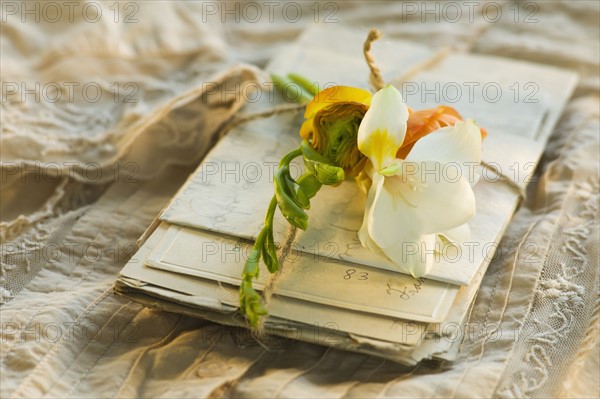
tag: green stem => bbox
[287,73,319,96]
[279,147,303,167]
[264,196,277,226]
[271,73,312,104]
[239,146,305,325]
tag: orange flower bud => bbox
[397,106,487,159]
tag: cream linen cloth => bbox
[1,1,598,398]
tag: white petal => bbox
[406,120,482,184]
[362,174,451,277]
[366,174,420,250]
[379,233,436,277]
[358,173,382,248]
[386,161,477,235]
[358,85,408,170]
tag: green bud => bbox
[295,185,311,209]
[274,166,309,230]
[250,297,268,316]
[307,161,345,185]
[261,229,279,273]
[297,173,322,200]
[239,283,268,326]
[301,140,345,185]
[243,247,261,279]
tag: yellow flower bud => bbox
[300,86,372,177]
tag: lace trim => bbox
[499,176,599,397]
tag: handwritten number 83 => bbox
[343,268,368,280]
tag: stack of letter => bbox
[115,26,577,364]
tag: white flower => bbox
[357,85,482,277]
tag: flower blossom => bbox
[357,85,483,277]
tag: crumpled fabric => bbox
[1,1,598,398]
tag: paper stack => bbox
[115,26,577,364]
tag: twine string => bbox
[363,28,386,92]
[218,102,306,141]
[391,46,453,86]
[253,226,298,337]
